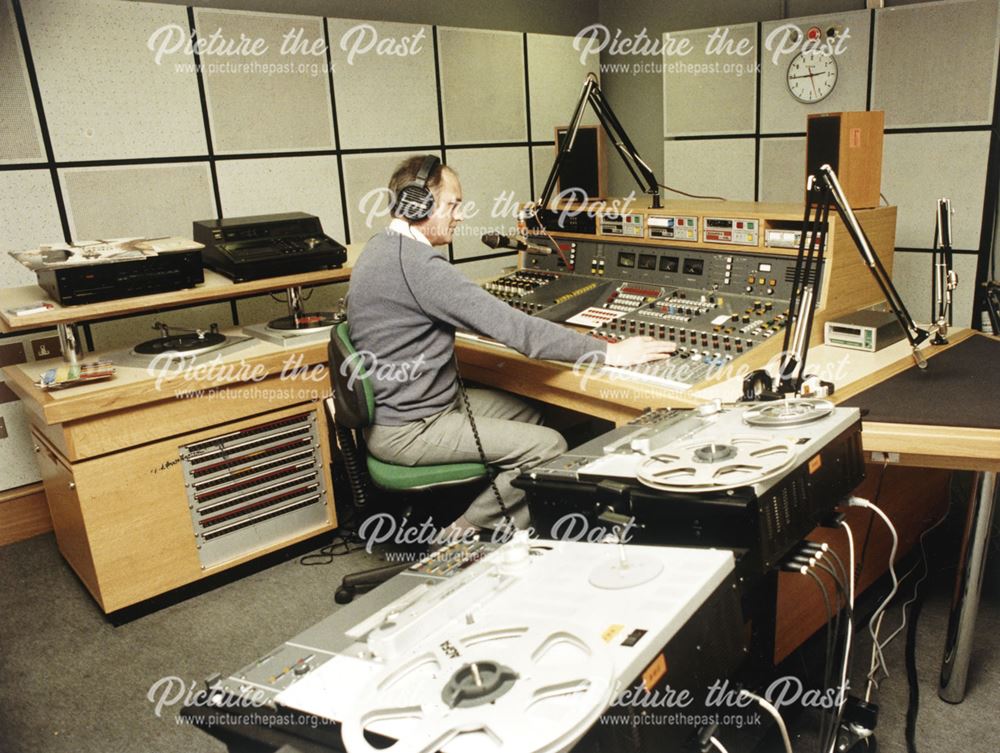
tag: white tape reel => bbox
[742,398,834,427]
[341,622,616,753]
[637,434,798,492]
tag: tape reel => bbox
[742,398,834,427]
[637,434,798,492]
[341,622,615,753]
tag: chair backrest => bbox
[328,320,376,430]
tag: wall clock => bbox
[786,50,838,104]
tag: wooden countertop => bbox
[0,268,352,333]
[0,241,367,333]
[2,329,331,425]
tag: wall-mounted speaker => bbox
[806,111,884,209]
[554,125,606,200]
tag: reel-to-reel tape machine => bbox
[514,399,865,575]
[187,537,745,753]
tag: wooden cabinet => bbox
[30,397,336,613]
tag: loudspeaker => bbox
[554,125,606,200]
[806,111,883,209]
[393,155,440,221]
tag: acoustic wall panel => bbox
[882,131,990,250]
[662,138,756,202]
[0,0,45,163]
[340,150,441,244]
[759,11,870,134]
[662,24,757,137]
[526,33,600,141]
[438,28,526,144]
[0,171,65,288]
[444,147,531,261]
[531,144,555,200]
[195,9,335,154]
[216,155,346,244]
[872,0,999,127]
[757,137,807,203]
[60,163,217,241]
[327,19,439,149]
[890,250,979,328]
[21,0,205,161]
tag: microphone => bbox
[480,233,552,255]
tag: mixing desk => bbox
[477,238,801,390]
[464,197,905,401]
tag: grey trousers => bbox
[365,388,567,529]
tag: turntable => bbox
[514,399,865,574]
[241,288,344,348]
[127,321,254,364]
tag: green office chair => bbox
[327,320,487,602]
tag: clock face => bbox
[786,50,838,104]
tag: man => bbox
[347,155,673,531]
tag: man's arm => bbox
[406,247,605,363]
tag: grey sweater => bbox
[347,228,607,425]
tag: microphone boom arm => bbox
[931,197,956,344]
[535,73,662,216]
[776,165,929,395]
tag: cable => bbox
[299,532,364,565]
[824,524,856,753]
[865,612,886,702]
[740,690,794,753]
[396,231,514,531]
[454,358,514,530]
[856,461,888,582]
[848,497,900,693]
[874,506,950,660]
[709,736,730,753]
[861,503,951,707]
[806,566,837,753]
[657,182,728,201]
[904,573,924,753]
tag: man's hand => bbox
[605,336,677,367]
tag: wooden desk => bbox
[4,335,338,613]
[1,253,362,612]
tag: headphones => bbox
[392,155,440,222]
